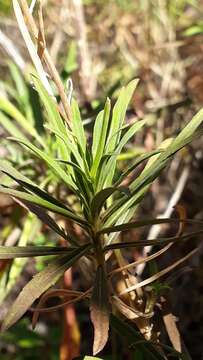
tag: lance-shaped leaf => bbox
[0,160,75,213]
[91,186,130,218]
[104,111,203,227]
[1,243,92,331]
[0,186,88,227]
[32,76,69,160]
[32,76,66,134]
[57,159,92,198]
[106,79,139,153]
[103,230,203,251]
[113,150,162,187]
[8,137,76,191]
[0,245,76,259]
[46,125,85,171]
[98,119,146,190]
[90,265,110,355]
[71,98,87,155]
[91,99,111,178]
[99,218,203,235]
[15,199,68,241]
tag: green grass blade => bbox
[0,96,44,147]
[8,62,33,123]
[46,126,85,171]
[0,111,27,140]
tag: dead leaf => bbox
[90,265,110,355]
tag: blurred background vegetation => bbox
[0,0,203,359]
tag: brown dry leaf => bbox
[90,265,110,355]
[162,297,192,358]
[175,204,187,236]
[163,311,181,352]
[112,296,152,320]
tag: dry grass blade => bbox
[37,2,46,59]
[112,296,153,320]
[109,242,172,277]
[119,248,198,295]
[31,288,91,329]
[19,0,72,123]
[13,0,53,96]
[175,204,187,236]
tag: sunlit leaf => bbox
[71,98,86,155]
[91,98,111,178]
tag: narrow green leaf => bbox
[31,76,72,161]
[104,112,203,227]
[46,125,85,171]
[8,137,76,191]
[16,199,68,241]
[71,98,86,154]
[99,218,203,235]
[0,246,76,259]
[91,186,130,218]
[106,79,139,153]
[57,159,91,183]
[92,110,104,159]
[0,186,88,226]
[0,160,77,217]
[107,119,146,156]
[113,150,162,187]
[8,62,32,122]
[1,243,92,331]
[91,99,111,178]
[98,119,146,190]
[104,230,203,251]
[32,76,66,134]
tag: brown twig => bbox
[18,0,72,124]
